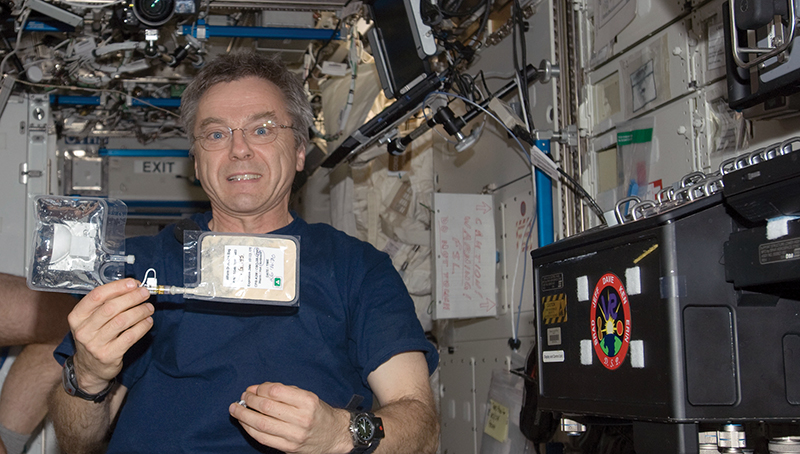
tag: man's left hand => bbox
[230,382,353,454]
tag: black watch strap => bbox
[348,410,384,454]
[346,395,384,454]
[61,355,115,403]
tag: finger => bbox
[254,383,315,411]
[71,279,141,320]
[242,390,297,423]
[72,287,151,347]
[76,287,150,332]
[103,310,154,356]
[92,297,154,348]
[229,403,298,452]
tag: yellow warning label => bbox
[542,293,567,324]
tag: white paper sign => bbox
[433,193,497,319]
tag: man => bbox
[0,273,74,454]
[48,51,440,454]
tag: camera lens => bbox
[132,0,175,27]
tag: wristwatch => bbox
[61,355,115,403]
[348,410,385,454]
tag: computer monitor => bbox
[366,0,434,99]
[320,0,441,168]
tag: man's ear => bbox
[192,151,200,184]
[296,145,306,172]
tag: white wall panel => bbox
[0,98,32,276]
[439,337,535,454]
[592,0,688,64]
[587,18,695,133]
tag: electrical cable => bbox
[469,0,493,49]
[508,184,536,344]
[302,16,343,86]
[556,166,606,223]
[476,70,491,98]
[311,21,358,142]
[426,90,534,165]
[407,75,607,226]
[0,8,30,76]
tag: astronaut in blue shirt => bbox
[48,51,439,454]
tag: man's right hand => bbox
[68,278,154,394]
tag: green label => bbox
[617,128,653,146]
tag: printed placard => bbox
[543,350,565,363]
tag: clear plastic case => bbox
[27,196,132,293]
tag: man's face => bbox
[192,76,305,219]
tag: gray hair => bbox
[180,52,312,152]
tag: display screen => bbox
[368,0,431,99]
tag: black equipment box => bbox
[531,194,800,423]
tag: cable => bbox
[420,87,606,226]
[0,8,30,76]
[556,166,605,224]
[468,0,493,49]
[511,0,534,132]
[425,90,533,165]
[302,17,343,86]
[516,201,535,343]
[509,185,536,344]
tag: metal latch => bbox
[20,162,43,184]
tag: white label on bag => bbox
[223,245,285,290]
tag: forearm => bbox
[373,397,439,454]
[48,382,118,454]
[0,343,62,435]
[0,273,74,346]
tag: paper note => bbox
[484,399,510,442]
[433,193,497,319]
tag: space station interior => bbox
[0,0,799,452]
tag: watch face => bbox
[355,414,375,442]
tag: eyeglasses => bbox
[193,120,296,151]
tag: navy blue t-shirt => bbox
[56,212,438,453]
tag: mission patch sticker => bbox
[589,273,631,370]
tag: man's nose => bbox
[229,128,253,159]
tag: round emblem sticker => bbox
[589,273,631,370]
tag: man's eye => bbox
[207,131,226,141]
[253,127,269,137]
